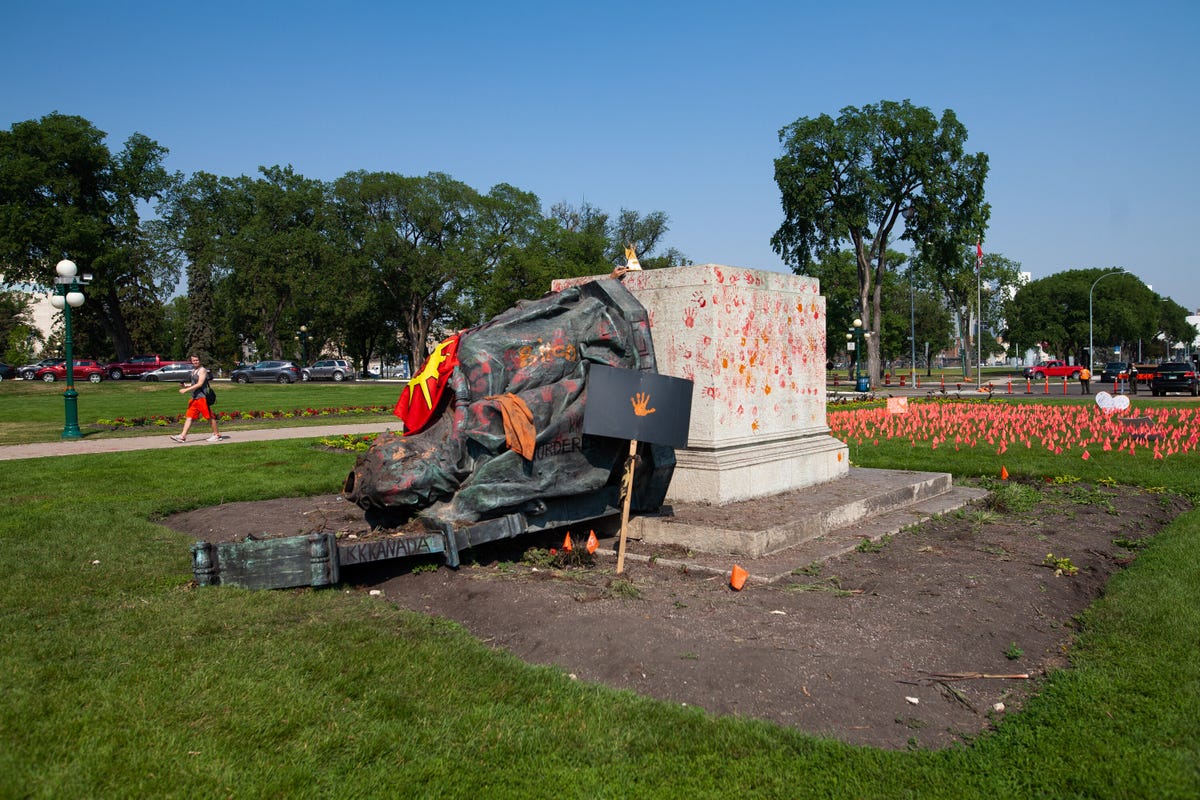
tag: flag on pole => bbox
[976,240,983,275]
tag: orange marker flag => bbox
[562,532,574,553]
[1000,466,1009,481]
[730,565,749,591]
[586,530,599,554]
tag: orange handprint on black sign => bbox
[631,392,656,417]
[583,364,691,449]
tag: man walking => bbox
[170,355,222,443]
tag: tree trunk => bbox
[869,267,883,383]
[405,293,428,369]
[102,285,134,362]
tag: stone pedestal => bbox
[553,264,848,504]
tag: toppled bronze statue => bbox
[344,277,675,531]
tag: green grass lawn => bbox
[0,379,402,444]
[1,398,1198,798]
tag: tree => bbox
[880,264,954,370]
[1154,297,1197,361]
[800,248,952,369]
[0,288,39,364]
[158,295,189,359]
[0,113,176,360]
[911,247,1024,376]
[217,166,335,360]
[332,171,483,368]
[1003,268,1165,363]
[551,202,687,271]
[772,100,989,383]
[151,171,229,364]
[467,183,551,322]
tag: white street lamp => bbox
[52,259,88,439]
[1089,269,1125,373]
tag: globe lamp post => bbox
[851,318,870,392]
[50,259,89,439]
[298,324,310,365]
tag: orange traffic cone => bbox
[1000,466,1009,481]
[586,530,599,554]
[730,565,749,591]
[562,532,574,553]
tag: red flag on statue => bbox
[394,335,461,435]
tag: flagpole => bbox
[976,240,983,387]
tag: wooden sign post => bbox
[583,364,693,574]
[616,439,638,573]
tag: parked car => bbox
[230,360,301,384]
[0,362,15,381]
[34,359,106,383]
[302,359,354,382]
[1023,360,1081,380]
[104,354,169,381]
[1098,361,1138,389]
[17,358,65,380]
[140,362,195,382]
[1149,362,1199,397]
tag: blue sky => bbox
[5,0,1198,313]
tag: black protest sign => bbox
[583,364,692,449]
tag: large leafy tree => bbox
[322,191,393,375]
[550,202,687,272]
[772,100,989,382]
[230,166,334,359]
[0,113,175,360]
[160,167,346,369]
[466,183,551,323]
[333,171,483,368]
[1003,268,1175,364]
[151,171,229,364]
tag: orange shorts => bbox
[186,397,212,420]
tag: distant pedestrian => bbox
[170,355,222,443]
[1079,366,1092,395]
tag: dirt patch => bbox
[164,482,1189,750]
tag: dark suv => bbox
[302,359,353,382]
[230,360,301,384]
[1150,362,1198,396]
[1099,361,1137,391]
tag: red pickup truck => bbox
[1023,360,1082,380]
[104,354,169,381]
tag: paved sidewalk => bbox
[0,421,398,461]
